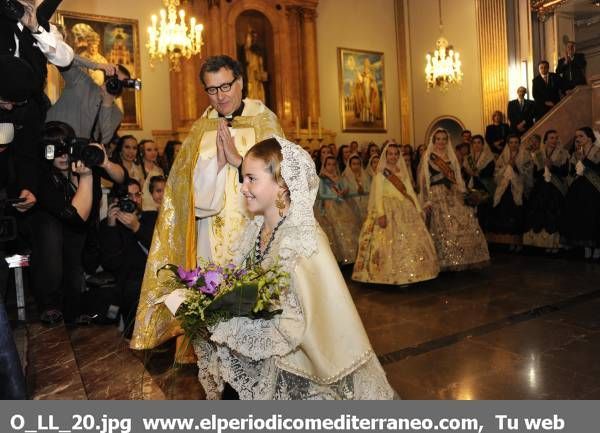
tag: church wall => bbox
[316,0,402,147]
[406,0,485,146]
[58,0,173,141]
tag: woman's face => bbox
[241,156,282,216]
[324,158,337,173]
[143,141,159,163]
[575,130,591,147]
[319,146,330,160]
[370,156,380,171]
[508,137,520,152]
[493,112,502,124]
[342,146,351,161]
[53,154,69,171]
[433,131,448,150]
[369,145,379,157]
[385,146,400,166]
[350,157,362,174]
[472,138,483,153]
[545,132,558,149]
[121,138,138,162]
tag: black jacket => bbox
[556,53,587,90]
[532,73,563,120]
[507,99,535,135]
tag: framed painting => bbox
[56,11,142,130]
[338,47,386,132]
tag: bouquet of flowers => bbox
[158,261,288,340]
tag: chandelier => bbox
[530,0,569,22]
[425,0,463,91]
[147,0,204,71]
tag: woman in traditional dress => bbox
[417,128,489,271]
[193,136,396,400]
[561,127,600,259]
[463,134,495,230]
[112,135,144,186]
[523,130,569,252]
[486,134,533,250]
[314,156,360,264]
[342,154,370,221]
[353,144,439,285]
[365,154,380,179]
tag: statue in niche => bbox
[242,27,268,102]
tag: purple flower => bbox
[202,270,224,295]
[177,266,201,287]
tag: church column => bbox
[300,7,320,125]
[207,0,223,55]
[286,5,304,128]
[476,0,510,125]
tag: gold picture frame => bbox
[338,47,387,133]
[55,10,142,130]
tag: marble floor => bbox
[22,251,600,399]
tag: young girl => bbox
[417,128,489,270]
[342,154,370,221]
[138,139,165,211]
[315,156,361,264]
[193,136,396,400]
[523,130,569,252]
[561,127,600,259]
[353,144,439,285]
[487,134,533,250]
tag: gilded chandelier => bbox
[425,0,463,91]
[147,0,204,71]
[530,0,569,22]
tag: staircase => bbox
[521,74,600,147]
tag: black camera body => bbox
[44,137,104,168]
[105,75,142,96]
[117,197,137,213]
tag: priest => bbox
[131,55,283,352]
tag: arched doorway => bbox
[424,116,466,148]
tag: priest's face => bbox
[241,155,281,216]
[204,67,243,117]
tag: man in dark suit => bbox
[532,60,563,121]
[507,86,535,135]
[556,40,587,92]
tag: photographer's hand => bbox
[17,0,39,32]
[91,143,125,183]
[97,63,118,76]
[116,211,140,233]
[13,189,36,212]
[107,203,119,227]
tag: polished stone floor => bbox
[23,251,600,399]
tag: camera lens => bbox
[81,145,105,167]
[118,198,137,213]
[105,75,123,96]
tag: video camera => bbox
[105,75,142,96]
[44,137,105,168]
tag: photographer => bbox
[29,121,107,325]
[99,179,157,338]
[46,54,137,152]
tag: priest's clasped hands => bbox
[216,119,243,172]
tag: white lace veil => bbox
[493,137,532,207]
[365,154,380,177]
[342,153,365,189]
[368,143,421,213]
[273,135,320,260]
[417,127,467,197]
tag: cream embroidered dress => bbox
[193,137,396,400]
[353,145,439,285]
[417,128,490,271]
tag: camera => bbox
[117,197,137,213]
[44,137,105,167]
[105,75,142,96]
